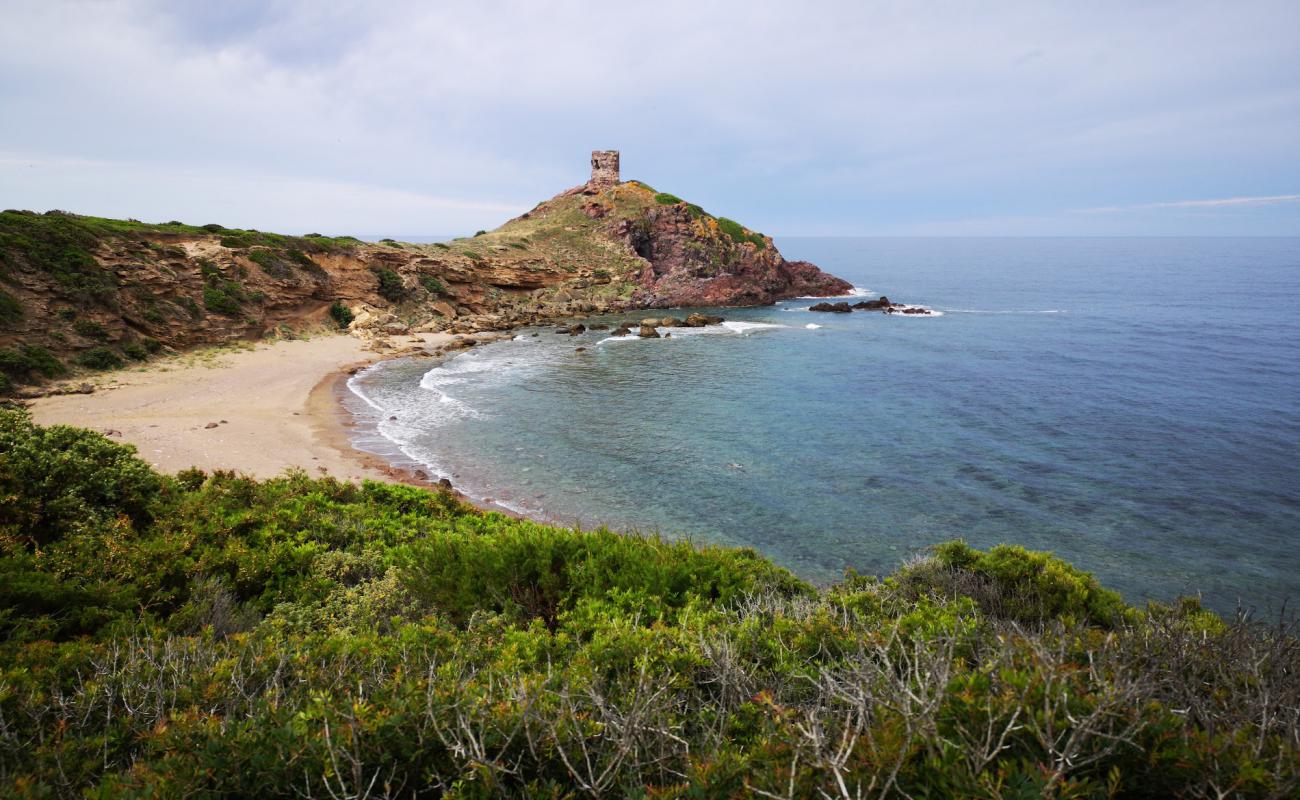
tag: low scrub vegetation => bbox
[74,345,123,370]
[716,216,768,250]
[0,288,22,324]
[328,300,354,329]
[0,411,1295,797]
[418,273,447,296]
[373,267,407,302]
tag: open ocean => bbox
[346,237,1300,613]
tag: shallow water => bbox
[347,237,1300,613]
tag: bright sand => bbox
[29,333,456,482]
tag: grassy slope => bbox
[1,409,1296,798]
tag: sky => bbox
[2,0,1299,237]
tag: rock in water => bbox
[810,301,853,313]
[638,324,660,338]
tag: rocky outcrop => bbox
[0,177,854,389]
[605,201,851,307]
[809,302,853,313]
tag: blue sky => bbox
[2,0,1298,236]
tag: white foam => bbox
[889,305,945,317]
[798,285,874,299]
[597,334,641,345]
[720,321,788,334]
[939,308,1065,314]
[805,323,823,329]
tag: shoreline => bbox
[28,332,469,485]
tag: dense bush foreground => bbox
[0,410,1296,798]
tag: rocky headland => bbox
[0,160,851,396]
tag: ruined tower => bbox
[590,150,620,186]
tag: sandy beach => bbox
[29,332,457,482]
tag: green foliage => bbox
[328,300,354,329]
[76,346,124,370]
[372,267,407,302]
[715,216,767,250]
[245,247,291,278]
[0,345,66,384]
[896,540,1135,628]
[0,409,164,549]
[122,341,149,360]
[203,285,242,316]
[418,273,446,296]
[474,229,488,237]
[0,287,21,324]
[654,192,684,205]
[0,210,117,301]
[462,250,485,262]
[0,415,1295,798]
[72,318,109,339]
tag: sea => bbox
[345,237,1300,614]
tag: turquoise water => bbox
[347,238,1300,613]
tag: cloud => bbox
[1078,195,1300,214]
[2,0,1299,235]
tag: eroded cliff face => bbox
[512,181,851,307]
[0,183,850,387]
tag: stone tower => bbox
[590,150,620,186]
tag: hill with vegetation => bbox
[1,409,1295,797]
[0,182,847,396]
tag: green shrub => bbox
[73,318,109,339]
[76,346,124,370]
[122,341,149,361]
[328,300,354,329]
[474,229,487,237]
[372,268,406,302]
[462,250,484,262]
[418,274,446,295]
[245,248,290,279]
[20,345,65,378]
[715,217,766,249]
[654,192,684,205]
[203,286,242,316]
[0,287,22,324]
[0,210,116,300]
[0,408,163,544]
[178,296,202,318]
[0,345,66,381]
[897,540,1134,627]
[201,223,224,232]
[0,416,1294,798]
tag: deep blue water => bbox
[347,238,1300,613]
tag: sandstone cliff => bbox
[0,182,848,391]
